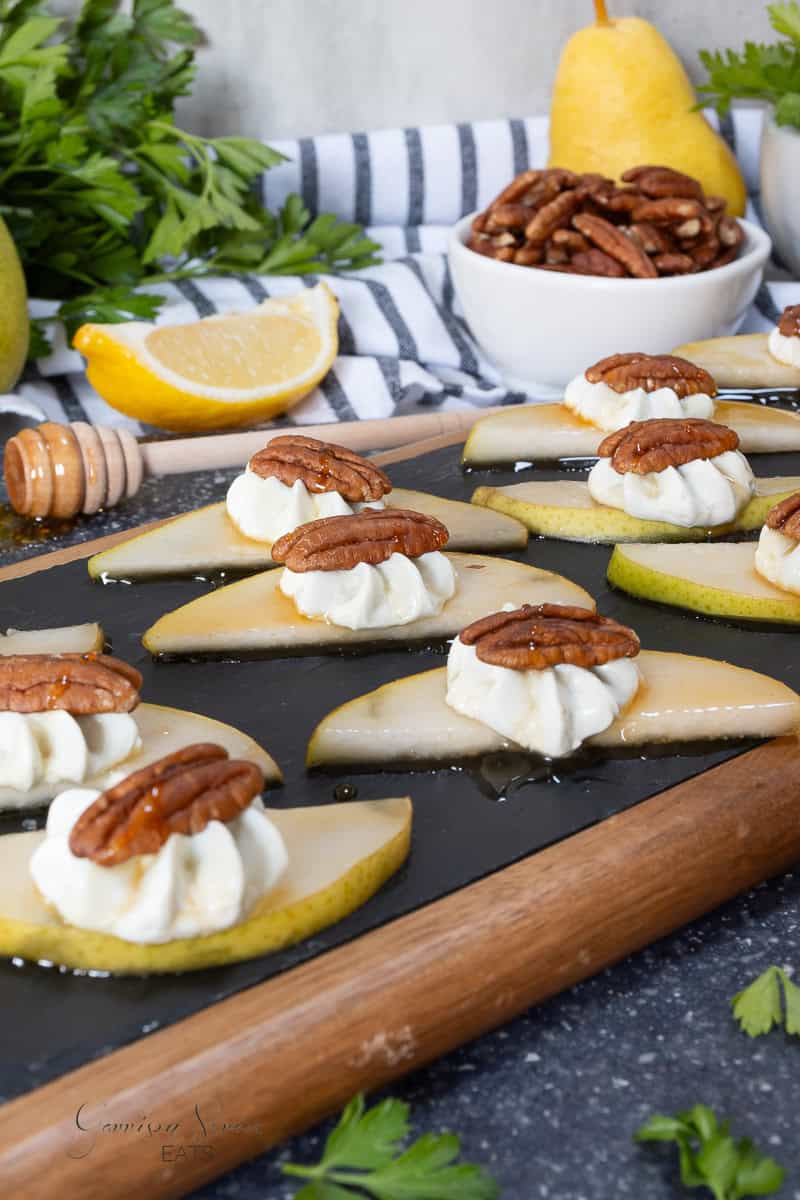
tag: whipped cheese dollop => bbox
[755,526,800,595]
[563,373,716,432]
[768,325,800,368]
[587,451,755,528]
[280,551,456,630]
[0,712,140,793]
[226,469,384,544]
[30,788,288,944]
[446,635,641,758]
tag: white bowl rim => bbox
[449,212,771,290]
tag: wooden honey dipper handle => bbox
[4,409,500,520]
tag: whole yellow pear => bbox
[548,1,747,215]
[0,216,29,390]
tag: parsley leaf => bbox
[636,1104,784,1199]
[698,2,800,129]
[732,965,800,1038]
[282,1094,499,1200]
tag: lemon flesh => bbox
[0,216,28,390]
[471,478,800,543]
[674,333,800,391]
[0,797,411,973]
[142,552,594,657]
[307,651,800,767]
[72,283,339,432]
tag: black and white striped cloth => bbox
[18,110,797,435]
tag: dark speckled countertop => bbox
[2,438,799,1200]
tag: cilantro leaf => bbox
[731,965,800,1038]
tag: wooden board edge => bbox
[2,734,799,1200]
[1,431,465,583]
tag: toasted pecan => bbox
[272,507,449,573]
[621,165,705,202]
[459,603,640,671]
[249,435,391,503]
[0,654,141,715]
[598,418,739,475]
[765,492,800,540]
[585,352,717,397]
[572,213,658,278]
[68,743,264,866]
[777,304,800,339]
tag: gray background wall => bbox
[173,1,771,138]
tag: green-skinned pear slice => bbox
[471,477,800,543]
[608,542,800,623]
[0,702,281,812]
[0,796,410,973]
[674,333,800,390]
[307,652,800,768]
[143,553,593,657]
[88,489,527,581]
[0,624,104,655]
[462,399,800,464]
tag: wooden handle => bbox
[3,735,799,1200]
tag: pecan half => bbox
[271,507,449,573]
[459,603,640,671]
[572,213,658,278]
[653,252,695,275]
[621,165,705,201]
[249,435,391,503]
[598,418,739,475]
[524,190,583,243]
[68,744,264,866]
[0,654,141,715]
[467,232,517,262]
[765,492,800,539]
[777,304,800,338]
[570,248,626,277]
[585,352,717,398]
[484,203,531,233]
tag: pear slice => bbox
[674,333,800,391]
[0,624,104,655]
[307,652,800,768]
[462,399,800,464]
[0,702,281,812]
[608,542,800,623]
[471,477,800,544]
[87,489,528,581]
[142,553,594,657]
[0,796,411,973]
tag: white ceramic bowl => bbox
[448,213,771,390]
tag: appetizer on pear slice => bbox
[674,304,800,390]
[608,492,800,624]
[0,742,410,973]
[472,417,800,544]
[88,433,526,582]
[462,352,800,466]
[307,605,800,768]
[143,508,593,658]
[0,624,103,655]
[0,653,280,811]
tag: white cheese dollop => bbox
[587,450,755,528]
[768,326,800,368]
[225,469,384,544]
[563,373,715,432]
[754,525,800,595]
[0,712,141,793]
[29,788,288,944]
[445,635,641,758]
[279,551,456,631]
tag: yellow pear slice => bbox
[609,542,800,623]
[143,553,593,657]
[462,399,800,465]
[88,489,527,581]
[471,477,800,543]
[0,624,103,655]
[0,796,411,973]
[674,333,800,391]
[0,702,281,812]
[307,652,800,768]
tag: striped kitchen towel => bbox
[17,109,796,435]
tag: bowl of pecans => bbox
[448,165,771,390]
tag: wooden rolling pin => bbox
[4,409,501,520]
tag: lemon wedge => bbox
[73,282,339,432]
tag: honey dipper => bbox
[3,409,497,520]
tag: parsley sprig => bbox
[636,1104,784,1200]
[282,1094,499,1199]
[698,2,800,130]
[731,965,800,1038]
[0,0,381,353]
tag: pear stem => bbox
[594,0,611,24]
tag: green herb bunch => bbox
[699,2,800,131]
[0,0,381,356]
